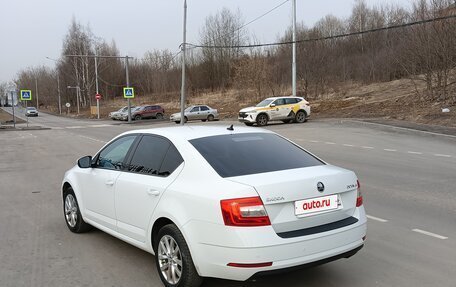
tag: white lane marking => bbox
[434,154,452,158]
[65,126,84,129]
[344,120,456,139]
[412,229,448,240]
[309,140,319,143]
[343,144,354,147]
[325,142,336,145]
[361,146,374,149]
[384,149,397,152]
[78,135,107,144]
[407,151,423,155]
[366,215,388,223]
[89,124,111,128]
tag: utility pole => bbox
[292,0,297,97]
[180,0,187,126]
[94,51,100,119]
[125,56,131,123]
[76,86,80,114]
[57,76,62,114]
[35,78,39,109]
[11,91,16,128]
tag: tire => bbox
[244,122,254,126]
[256,113,268,126]
[154,224,203,287]
[156,113,164,120]
[184,117,188,123]
[201,119,207,122]
[175,121,180,124]
[134,115,142,121]
[294,110,307,123]
[63,187,92,233]
[207,114,215,121]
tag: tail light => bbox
[220,196,271,227]
[356,179,363,207]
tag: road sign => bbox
[123,87,135,98]
[20,90,32,101]
[65,102,71,108]
[95,93,102,100]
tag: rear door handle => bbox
[105,180,115,186]
[147,189,160,196]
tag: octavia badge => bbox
[317,182,325,192]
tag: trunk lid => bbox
[227,165,358,234]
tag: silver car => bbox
[109,106,136,120]
[170,105,219,124]
[25,107,38,117]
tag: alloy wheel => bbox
[65,194,78,228]
[158,235,183,285]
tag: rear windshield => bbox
[190,133,323,178]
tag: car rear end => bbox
[185,131,366,281]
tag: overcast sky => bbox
[0,0,412,83]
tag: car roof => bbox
[265,96,303,100]
[121,125,274,141]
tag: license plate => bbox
[295,194,339,216]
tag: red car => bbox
[132,105,165,121]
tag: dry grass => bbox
[0,109,25,124]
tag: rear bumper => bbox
[184,207,366,281]
[251,244,363,279]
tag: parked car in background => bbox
[61,126,366,287]
[109,106,135,120]
[238,96,310,126]
[127,105,165,121]
[119,106,141,121]
[170,105,219,124]
[25,107,38,117]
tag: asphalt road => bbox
[0,111,455,287]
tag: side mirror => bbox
[270,103,276,108]
[78,156,93,168]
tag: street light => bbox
[67,86,80,114]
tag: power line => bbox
[188,14,456,49]
[190,0,290,51]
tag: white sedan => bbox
[62,126,366,286]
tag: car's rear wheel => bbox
[256,114,268,126]
[155,224,202,287]
[175,121,180,124]
[63,187,92,233]
[156,113,164,120]
[295,110,307,123]
[134,115,142,121]
[207,114,215,121]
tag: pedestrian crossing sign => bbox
[123,87,135,98]
[20,90,32,101]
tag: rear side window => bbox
[285,98,298,104]
[200,106,209,111]
[190,133,323,177]
[159,145,184,176]
[128,136,170,175]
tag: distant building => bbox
[0,82,18,106]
